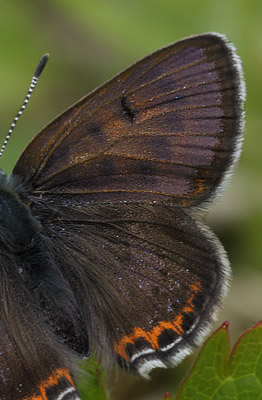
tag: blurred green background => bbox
[0,1,261,399]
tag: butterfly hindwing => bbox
[28,199,229,377]
[0,249,80,399]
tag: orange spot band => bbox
[23,367,75,400]
[114,281,201,362]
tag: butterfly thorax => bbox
[0,176,41,254]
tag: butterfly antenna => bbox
[0,53,49,159]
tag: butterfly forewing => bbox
[13,34,244,207]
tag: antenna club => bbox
[0,54,50,159]
[34,53,50,78]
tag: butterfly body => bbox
[0,33,245,399]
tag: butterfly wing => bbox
[0,256,80,399]
[29,201,229,377]
[10,33,245,378]
[13,33,244,207]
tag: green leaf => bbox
[77,356,108,400]
[173,321,262,400]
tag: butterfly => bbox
[0,32,245,399]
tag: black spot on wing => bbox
[121,96,135,122]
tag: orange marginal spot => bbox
[23,367,75,400]
[182,281,201,314]
[114,281,202,362]
[191,282,201,293]
[172,314,184,331]
[41,367,75,389]
[194,178,206,196]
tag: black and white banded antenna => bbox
[0,53,49,159]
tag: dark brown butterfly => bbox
[0,32,245,400]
